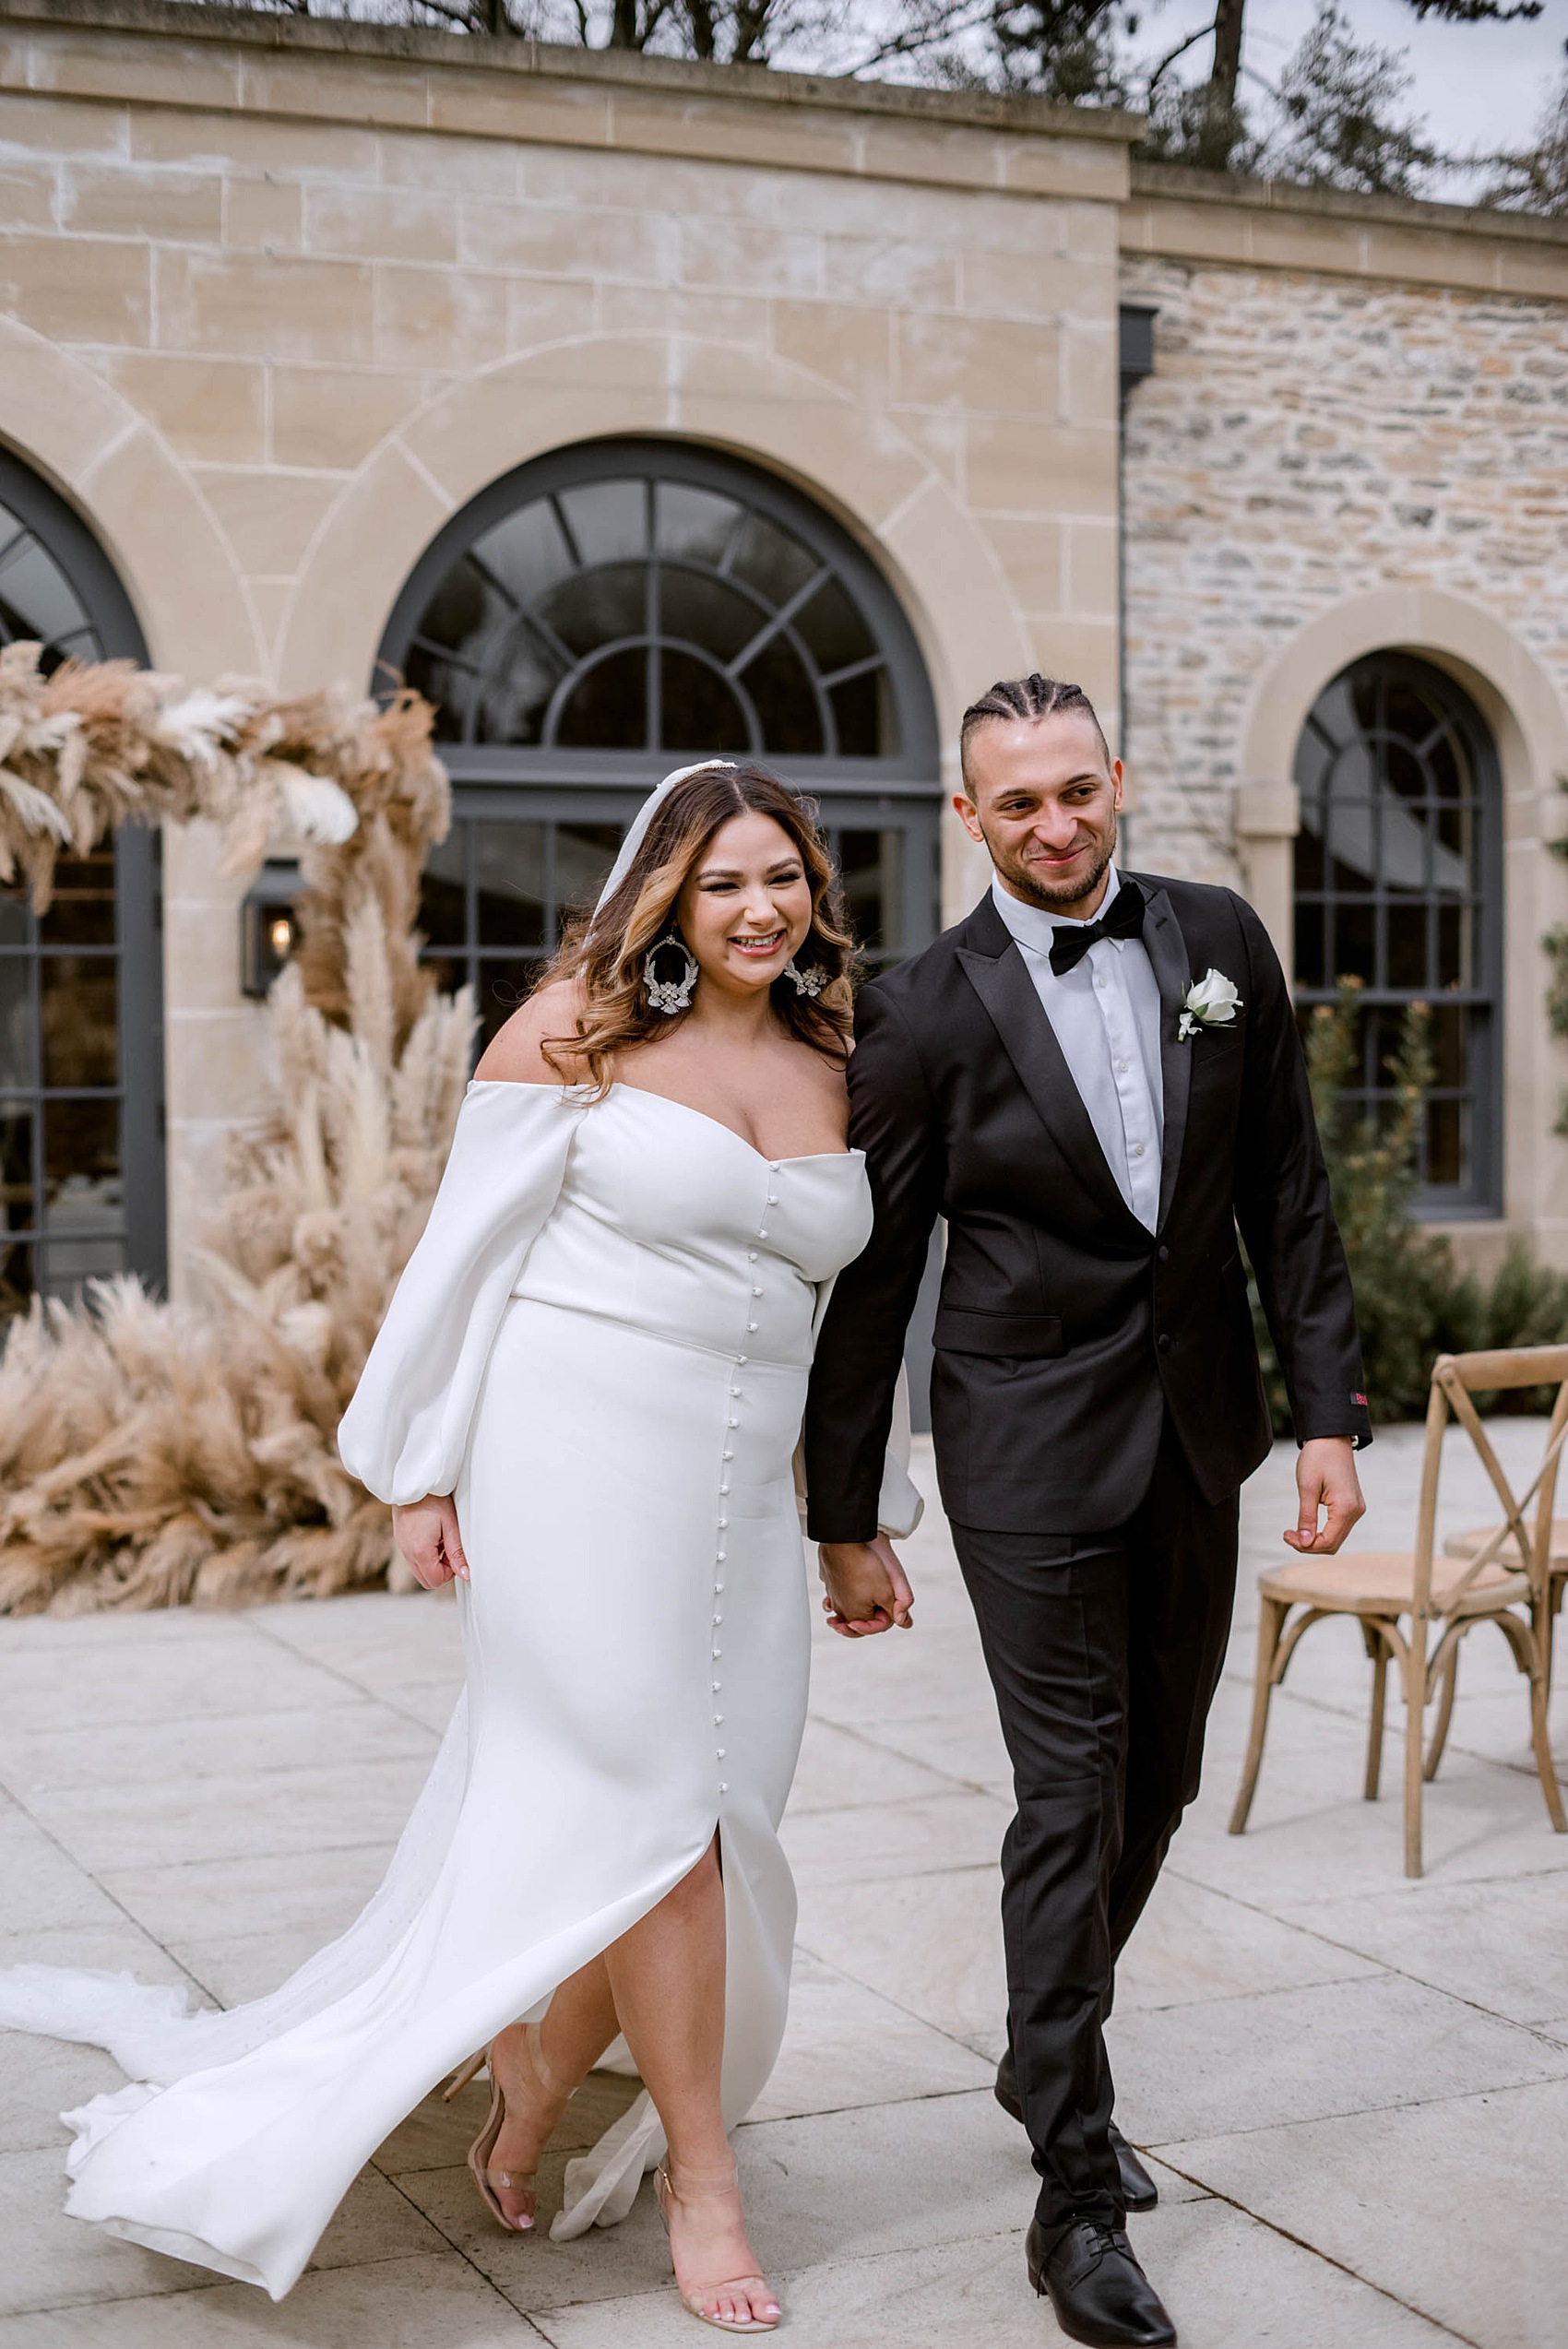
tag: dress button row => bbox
[718,1782,730,1795]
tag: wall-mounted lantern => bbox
[241,859,304,998]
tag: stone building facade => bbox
[0,0,1563,1312]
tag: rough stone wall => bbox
[1119,252,1568,882]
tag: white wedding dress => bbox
[0,1076,921,2300]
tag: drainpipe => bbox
[1117,303,1158,867]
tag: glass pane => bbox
[1293,900,1324,989]
[472,498,575,611]
[555,823,624,928]
[1378,788,1432,895]
[836,829,901,954]
[659,569,760,665]
[727,514,818,610]
[0,528,92,650]
[555,647,647,750]
[1331,902,1374,983]
[1324,798,1375,892]
[544,563,646,659]
[1426,1096,1465,1190]
[420,950,465,999]
[1384,901,1429,990]
[0,954,36,1088]
[0,1235,33,1317]
[558,480,647,569]
[828,669,891,758]
[476,957,540,1052]
[1,1103,32,1232]
[659,649,750,753]
[657,484,741,567]
[1293,825,1324,892]
[737,636,823,756]
[41,955,118,1088]
[40,843,116,947]
[1426,724,1468,801]
[794,575,875,674]
[1429,1003,1467,1090]
[1382,739,1425,805]
[43,1097,121,1287]
[1437,899,1470,991]
[475,821,545,949]
[0,889,27,946]
[419,829,467,949]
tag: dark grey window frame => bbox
[0,446,165,1303]
[1292,650,1503,1220]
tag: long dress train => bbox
[0,1077,921,2299]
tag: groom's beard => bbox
[985,808,1118,915]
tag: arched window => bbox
[0,448,164,1313]
[376,439,941,1052]
[1292,653,1502,1216]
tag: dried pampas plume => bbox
[0,646,474,1616]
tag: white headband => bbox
[591,760,739,922]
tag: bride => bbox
[0,759,921,2327]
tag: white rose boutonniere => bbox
[1178,968,1242,1042]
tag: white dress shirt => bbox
[990,864,1165,1230]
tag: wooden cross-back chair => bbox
[1229,1346,1568,1878]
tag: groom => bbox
[802,674,1369,2347]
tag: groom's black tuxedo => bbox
[804,875,1369,1544]
[803,872,1368,2232]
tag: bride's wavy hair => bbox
[540,762,857,1094]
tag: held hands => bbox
[818,1536,914,1638]
[1285,1437,1366,1556]
[392,1494,470,1589]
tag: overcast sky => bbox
[1120,0,1564,163]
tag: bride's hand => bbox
[817,1536,914,1637]
[392,1495,470,1589]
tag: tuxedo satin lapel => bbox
[1139,884,1194,1229]
[956,932,1140,1231]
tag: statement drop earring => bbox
[784,958,827,998]
[644,933,699,1015]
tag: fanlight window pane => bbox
[1291,652,1498,1214]
[659,651,750,754]
[557,649,647,749]
[0,524,95,658]
[390,455,910,763]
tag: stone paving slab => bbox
[0,1426,1564,2344]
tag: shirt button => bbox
[1117,1059,1129,1073]
[1133,1144,1145,1158]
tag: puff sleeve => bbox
[338,1081,586,1505]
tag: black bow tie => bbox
[1048,881,1146,977]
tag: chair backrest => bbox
[1411,1347,1568,1614]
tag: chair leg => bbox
[1423,1643,1458,1783]
[1403,1644,1426,1880]
[1363,1625,1387,1802]
[1528,1644,1566,1835]
[1229,1596,1289,1835]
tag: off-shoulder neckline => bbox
[466,1076,863,1169]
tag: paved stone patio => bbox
[2,1426,1565,2347]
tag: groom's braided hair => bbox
[959,674,1111,788]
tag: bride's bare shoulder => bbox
[475,979,590,1086]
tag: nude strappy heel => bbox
[456,2021,576,2234]
[655,2155,781,2333]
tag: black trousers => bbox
[951,1415,1238,2228]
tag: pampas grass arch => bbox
[0,644,475,1614]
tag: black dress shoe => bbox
[1027,2218,1177,2347]
[993,2055,1159,2213]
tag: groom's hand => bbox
[1285,1437,1365,1556]
[818,1536,914,1637]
